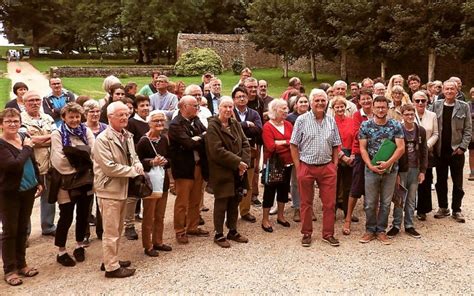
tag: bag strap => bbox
[147,137,159,157]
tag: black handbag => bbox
[262,152,285,185]
[128,175,153,198]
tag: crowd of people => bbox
[0,68,472,285]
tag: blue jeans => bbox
[40,175,56,234]
[393,168,419,229]
[364,168,398,233]
[291,166,300,209]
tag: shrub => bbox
[174,48,223,76]
[231,58,244,75]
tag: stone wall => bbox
[177,33,280,69]
[50,66,175,78]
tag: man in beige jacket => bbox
[93,101,143,278]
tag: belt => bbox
[303,161,331,167]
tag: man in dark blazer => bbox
[205,78,222,116]
[232,87,263,223]
[168,95,209,244]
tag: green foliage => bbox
[174,48,223,76]
[231,59,245,75]
[0,78,12,108]
[28,59,137,72]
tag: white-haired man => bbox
[93,101,144,278]
[328,80,358,116]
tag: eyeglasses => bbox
[403,113,415,117]
[51,82,61,86]
[236,95,247,100]
[151,119,165,123]
[156,80,167,83]
[3,120,21,125]
[374,106,387,110]
[414,99,426,104]
[313,99,326,103]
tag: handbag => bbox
[262,152,285,185]
[146,137,166,193]
[128,174,153,198]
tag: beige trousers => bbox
[239,159,255,216]
[174,165,203,235]
[142,192,168,250]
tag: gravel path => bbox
[2,62,473,294]
[6,61,50,99]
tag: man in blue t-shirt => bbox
[358,96,405,245]
[42,77,75,127]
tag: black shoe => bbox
[144,248,159,257]
[252,198,262,207]
[351,215,359,223]
[100,260,131,271]
[57,253,76,267]
[241,213,256,223]
[199,216,205,226]
[73,247,85,262]
[135,214,143,222]
[405,227,421,238]
[105,267,136,278]
[82,238,90,248]
[322,236,340,247]
[124,227,139,240]
[277,219,291,227]
[261,224,273,233]
[153,244,172,252]
[386,227,400,238]
[417,213,427,221]
[42,231,56,237]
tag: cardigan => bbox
[262,120,293,165]
[136,135,170,192]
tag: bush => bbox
[231,58,244,75]
[174,48,223,76]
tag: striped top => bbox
[290,111,341,165]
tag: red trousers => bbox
[297,162,337,238]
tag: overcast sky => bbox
[0,23,14,45]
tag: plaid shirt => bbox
[290,112,341,165]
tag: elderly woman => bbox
[136,110,172,256]
[388,85,410,121]
[332,96,355,223]
[5,82,29,111]
[100,83,126,123]
[386,74,408,102]
[0,108,41,286]
[51,103,95,267]
[175,81,186,99]
[261,99,293,232]
[206,97,251,248]
[413,91,439,220]
[84,100,107,137]
[99,75,121,108]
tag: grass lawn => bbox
[0,45,29,59]
[29,58,138,73]
[62,69,339,99]
[0,78,12,107]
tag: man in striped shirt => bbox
[290,88,341,248]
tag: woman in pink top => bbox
[261,99,293,233]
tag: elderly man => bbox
[43,77,75,126]
[432,80,472,223]
[281,77,302,101]
[290,88,342,248]
[205,78,222,116]
[169,95,209,244]
[93,101,143,278]
[232,67,252,91]
[149,75,178,119]
[437,77,466,102]
[361,78,374,92]
[328,80,358,116]
[199,72,214,92]
[138,70,160,96]
[259,80,274,121]
[20,91,57,236]
[173,84,212,127]
[374,82,386,97]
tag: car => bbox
[50,50,63,55]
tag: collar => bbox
[360,108,371,117]
[133,113,147,123]
[236,107,248,115]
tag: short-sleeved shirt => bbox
[149,91,178,119]
[290,112,341,165]
[359,118,404,170]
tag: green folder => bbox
[371,139,396,166]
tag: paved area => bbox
[7,61,50,99]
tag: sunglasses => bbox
[414,99,426,104]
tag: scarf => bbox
[60,122,88,147]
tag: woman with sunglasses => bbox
[413,91,439,220]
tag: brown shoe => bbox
[214,236,231,248]
[227,231,248,243]
[176,233,189,244]
[376,232,391,245]
[359,232,376,243]
[241,213,257,223]
[301,234,312,247]
[293,208,301,222]
[186,228,210,237]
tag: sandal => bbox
[342,221,351,235]
[4,272,23,286]
[19,266,39,277]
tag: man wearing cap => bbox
[20,91,57,236]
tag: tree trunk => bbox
[136,40,144,64]
[340,49,347,81]
[380,59,387,80]
[310,52,317,81]
[282,55,289,78]
[428,48,436,82]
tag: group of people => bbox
[0,68,472,285]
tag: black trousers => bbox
[0,188,36,274]
[336,164,353,217]
[417,168,433,214]
[262,166,292,209]
[213,196,240,235]
[84,195,103,240]
[435,153,465,212]
[54,191,93,248]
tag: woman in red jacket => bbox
[261,99,293,232]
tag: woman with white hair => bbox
[83,100,107,137]
[98,75,121,108]
[261,99,293,232]
[136,110,172,256]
